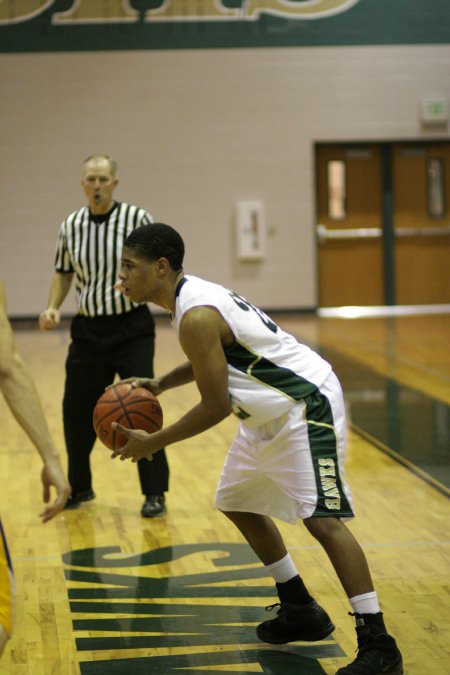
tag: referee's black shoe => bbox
[336,613,403,674]
[141,494,166,518]
[256,599,335,644]
[64,489,96,509]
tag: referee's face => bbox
[81,158,118,213]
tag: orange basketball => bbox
[93,382,163,451]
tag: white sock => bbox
[265,553,298,583]
[349,592,380,615]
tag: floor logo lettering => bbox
[63,543,344,673]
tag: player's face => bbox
[118,248,160,304]
[81,159,118,212]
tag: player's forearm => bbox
[0,351,60,464]
[148,397,231,453]
[158,362,195,391]
[46,272,73,310]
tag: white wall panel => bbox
[0,46,449,315]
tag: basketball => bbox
[93,383,163,451]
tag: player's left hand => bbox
[111,423,162,462]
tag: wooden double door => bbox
[316,142,450,307]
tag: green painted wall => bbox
[0,0,449,53]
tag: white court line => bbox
[318,304,450,318]
[10,539,450,563]
[290,540,450,551]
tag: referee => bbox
[39,154,169,517]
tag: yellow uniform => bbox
[0,520,14,638]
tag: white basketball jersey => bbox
[173,275,332,428]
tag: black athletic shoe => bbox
[256,599,335,644]
[141,494,166,518]
[336,623,403,674]
[64,490,96,509]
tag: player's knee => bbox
[303,515,343,542]
[218,509,261,531]
[218,509,241,522]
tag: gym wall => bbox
[0,0,448,316]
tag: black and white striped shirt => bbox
[54,202,153,317]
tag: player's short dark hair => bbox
[124,223,185,271]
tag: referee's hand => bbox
[39,308,60,330]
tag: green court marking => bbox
[79,645,340,674]
[64,543,345,672]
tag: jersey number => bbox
[229,292,278,334]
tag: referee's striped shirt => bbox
[54,202,153,317]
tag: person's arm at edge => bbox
[0,280,70,521]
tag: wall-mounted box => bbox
[235,201,266,261]
[420,97,448,124]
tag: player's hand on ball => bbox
[110,423,161,462]
[108,377,161,395]
[94,383,163,452]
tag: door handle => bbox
[317,223,450,241]
[394,225,450,237]
[316,224,382,242]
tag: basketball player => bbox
[113,222,403,674]
[39,155,169,517]
[0,278,70,657]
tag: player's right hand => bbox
[110,423,162,463]
[39,459,70,523]
[39,308,60,330]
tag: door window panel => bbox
[427,158,445,218]
[327,160,347,220]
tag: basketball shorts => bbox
[0,519,14,638]
[215,371,355,524]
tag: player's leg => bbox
[222,509,334,643]
[221,511,286,564]
[303,372,402,674]
[304,516,373,597]
[305,517,402,675]
[115,314,169,517]
[216,418,334,644]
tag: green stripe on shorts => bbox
[305,391,354,518]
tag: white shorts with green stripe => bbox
[215,370,354,524]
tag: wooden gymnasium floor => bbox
[0,312,449,675]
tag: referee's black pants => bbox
[63,306,169,498]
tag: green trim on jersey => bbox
[224,341,317,400]
[304,391,353,517]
